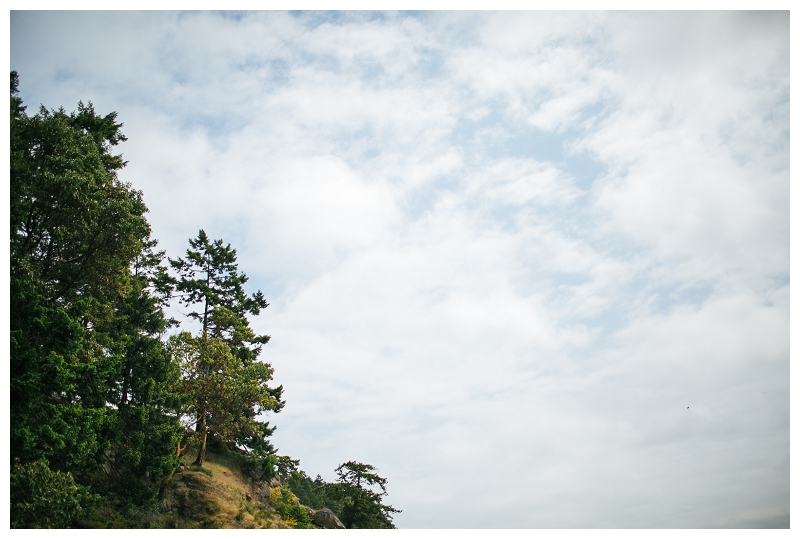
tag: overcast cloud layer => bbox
[10,11,789,528]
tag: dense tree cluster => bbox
[10,70,183,511]
[9,72,400,529]
[286,461,401,529]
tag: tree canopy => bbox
[285,461,401,529]
[10,71,180,491]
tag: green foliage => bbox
[269,485,314,529]
[11,71,138,470]
[235,451,281,481]
[10,72,181,513]
[322,461,401,529]
[285,470,330,511]
[286,462,401,529]
[169,231,284,467]
[11,459,95,528]
[169,230,270,361]
[101,243,184,504]
[8,73,402,529]
[75,502,137,529]
[271,454,299,480]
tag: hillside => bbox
[160,448,286,528]
[141,447,341,529]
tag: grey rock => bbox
[246,463,266,480]
[313,508,345,529]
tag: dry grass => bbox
[158,448,290,529]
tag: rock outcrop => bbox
[312,508,346,529]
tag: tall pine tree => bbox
[169,230,284,466]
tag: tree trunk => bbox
[162,432,192,489]
[194,416,208,466]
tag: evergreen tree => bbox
[285,469,330,511]
[9,71,402,528]
[322,462,401,529]
[101,242,183,502]
[10,71,181,512]
[169,231,284,466]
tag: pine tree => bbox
[102,241,183,502]
[323,462,401,529]
[169,231,284,466]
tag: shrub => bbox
[11,459,94,528]
[268,485,314,529]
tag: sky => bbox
[9,10,790,529]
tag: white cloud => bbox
[584,12,789,290]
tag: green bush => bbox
[11,459,94,528]
[236,452,276,481]
[285,470,332,511]
[268,485,314,529]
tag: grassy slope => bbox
[157,448,293,529]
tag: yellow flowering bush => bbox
[268,485,312,528]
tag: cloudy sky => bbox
[10,10,790,528]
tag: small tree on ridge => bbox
[169,230,283,466]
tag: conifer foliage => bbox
[285,461,401,529]
[10,70,183,521]
[326,461,401,529]
[168,230,284,467]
